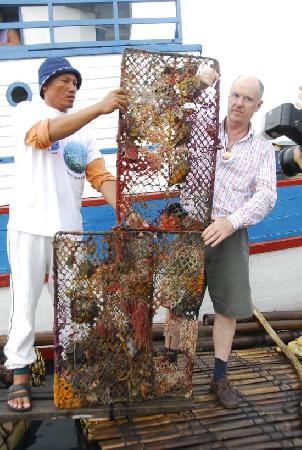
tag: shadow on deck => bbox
[1,347,301,449]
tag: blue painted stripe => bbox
[52,39,180,48]
[2,0,176,6]
[1,39,184,50]
[82,204,115,231]
[0,157,14,164]
[100,148,118,155]
[0,18,180,29]
[0,44,202,59]
[0,215,9,272]
[1,184,302,274]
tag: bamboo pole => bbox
[253,306,302,416]
[203,310,302,325]
[196,330,302,350]
[0,317,301,347]
[253,307,302,381]
[155,320,302,338]
[198,320,302,336]
[0,331,54,348]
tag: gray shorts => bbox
[203,229,253,319]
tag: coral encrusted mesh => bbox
[116,48,220,231]
[53,230,204,408]
[53,49,220,409]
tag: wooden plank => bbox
[0,391,195,421]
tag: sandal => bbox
[7,383,32,412]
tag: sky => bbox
[180,0,301,133]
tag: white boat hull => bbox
[0,246,301,335]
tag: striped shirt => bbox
[212,121,277,230]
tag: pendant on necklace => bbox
[223,150,232,160]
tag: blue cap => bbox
[38,56,82,98]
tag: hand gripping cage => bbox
[116,48,220,230]
[53,230,204,408]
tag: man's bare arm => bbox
[48,88,128,142]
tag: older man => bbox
[5,56,129,411]
[201,75,277,408]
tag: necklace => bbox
[223,128,249,160]
[223,149,232,160]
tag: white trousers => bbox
[4,230,54,370]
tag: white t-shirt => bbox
[8,101,102,236]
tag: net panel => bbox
[53,230,204,408]
[116,48,220,230]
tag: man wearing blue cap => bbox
[5,56,130,411]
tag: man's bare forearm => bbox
[48,88,128,142]
[99,180,116,210]
[48,103,103,142]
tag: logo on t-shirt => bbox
[49,141,59,154]
[63,141,87,179]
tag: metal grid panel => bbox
[53,230,204,407]
[116,48,220,230]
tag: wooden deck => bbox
[81,347,302,449]
[0,346,301,449]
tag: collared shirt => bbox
[211,121,277,230]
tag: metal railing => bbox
[0,0,202,59]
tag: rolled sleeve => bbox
[86,158,115,192]
[227,213,242,231]
[24,119,52,149]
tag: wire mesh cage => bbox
[116,48,220,230]
[53,49,219,409]
[53,230,204,408]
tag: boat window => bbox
[129,1,175,18]
[0,5,21,43]
[6,82,32,107]
[53,2,114,20]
